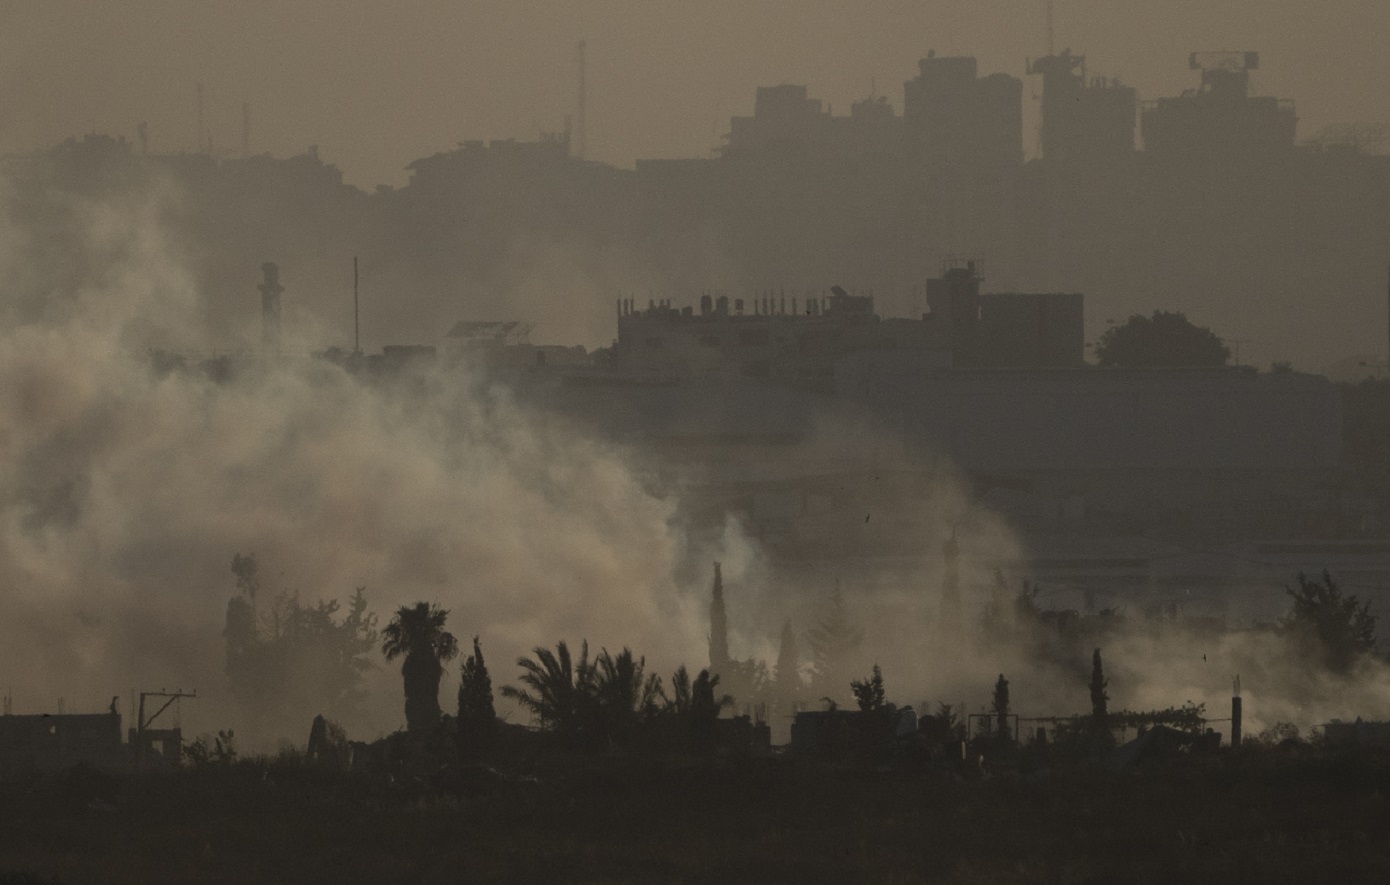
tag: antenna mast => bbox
[576,40,587,160]
[353,255,360,356]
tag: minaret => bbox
[258,262,283,352]
[709,562,729,674]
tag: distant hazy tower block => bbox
[1027,51,1137,162]
[1142,52,1296,156]
[903,52,1023,169]
[258,262,284,351]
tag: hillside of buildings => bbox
[9,48,1390,371]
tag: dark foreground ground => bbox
[3,748,1390,884]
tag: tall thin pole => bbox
[353,256,360,356]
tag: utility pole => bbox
[132,689,197,769]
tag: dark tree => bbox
[1283,571,1377,672]
[593,646,665,746]
[456,636,496,760]
[709,562,729,673]
[980,568,1010,638]
[807,582,864,699]
[992,674,1011,739]
[221,554,378,732]
[1090,648,1109,721]
[502,640,597,743]
[850,664,886,713]
[773,619,802,705]
[231,552,260,604]
[1088,648,1115,748]
[1094,310,1230,368]
[381,602,459,737]
[689,667,730,750]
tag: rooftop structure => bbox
[0,710,124,780]
[1027,51,1137,162]
[1142,52,1297,156]
[610,265,1084,384]
[722,85,905,160]
[904,53,1023,170]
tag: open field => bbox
[4,748,1390,884]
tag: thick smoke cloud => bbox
[0,177,740,743]
[2,174,1386,751]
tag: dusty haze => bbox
[0,175,1386,747]
[3,1,1388,187]
[2,1,1390,749]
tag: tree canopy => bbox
[807,584,864,700]
[381,602,459,735]
[1283,572,1377,672]
[1094,310,1230,368]
[221,554,378,735]
[456,636,496,759]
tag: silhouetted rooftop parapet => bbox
[1142,51,1297,156]
[1028,50,1137,162]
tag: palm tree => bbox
[381,602,459,736]
[501,640,597,742]
[593,647,665,743]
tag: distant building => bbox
[444,320,588,370]
[723,85,905,160]
[1028,51,1137,162]
[612,286,940,387]
[0,711,124,780]
[925,261,1084,367]
[903,53,1023,170]
[609,264,1083,383]
[1142,52,1297,156]
[1323,719,1390,748]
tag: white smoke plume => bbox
[1,171,1384,754]
[0,177,741,745]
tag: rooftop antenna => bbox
[353,255,360,356]
[576,39,587,160]
[196,82,205,154]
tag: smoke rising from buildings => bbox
[0,159,1385,749]
[0,175,746,742]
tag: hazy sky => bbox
[3,1,1389,188]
